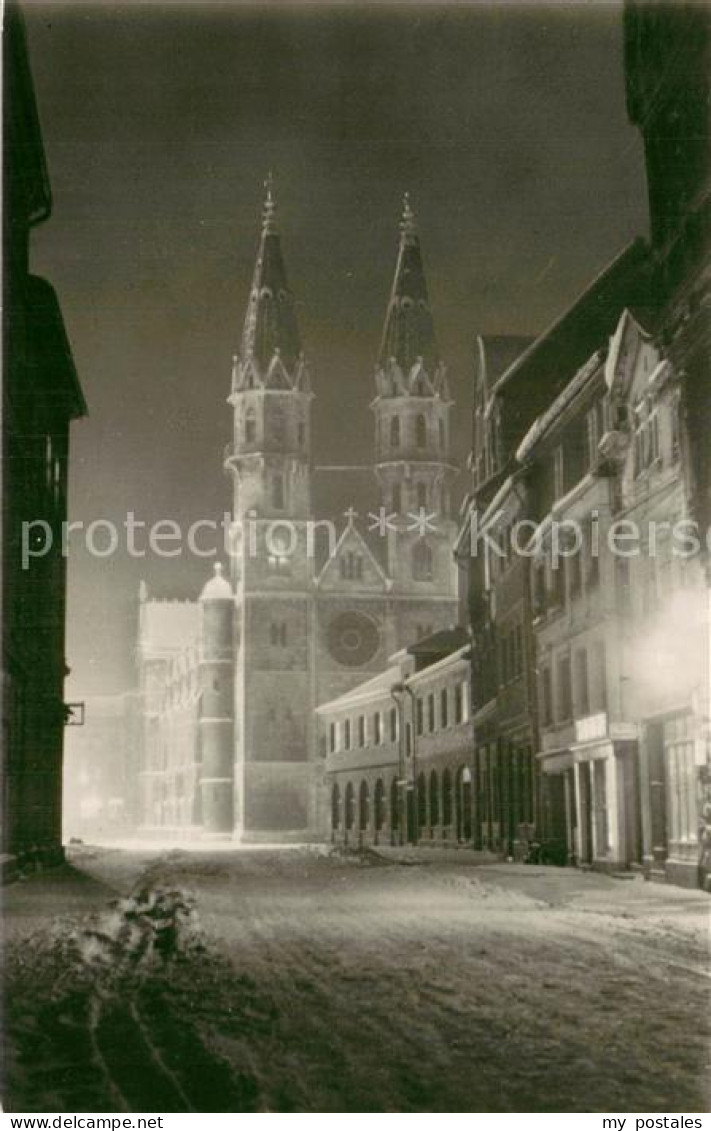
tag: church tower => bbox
[225,181,317,840]
[372,196,458,621]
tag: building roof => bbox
[316,665,404,714]
[516,349,605,463]
[476,334,533,402]
[407,625,470,669]
[25,275,87,419]
[239,179,302,375]
[377,195,438,374]
[491,240,650,401]
[5,5,51,228]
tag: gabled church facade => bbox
[137,189,459,841]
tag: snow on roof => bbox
[316,665,403,714]
[516,349,604,464]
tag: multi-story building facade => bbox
[137,192,459,842]
[2,6,87,875]
[518,346,637,872]
[321,628,473,848]
[517,304,707,885]
[457,247,650,861]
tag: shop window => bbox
[664,713,697,844]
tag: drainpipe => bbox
[391,680,419,845]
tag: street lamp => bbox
[390,680,419,845]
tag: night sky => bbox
[23,1,648,696]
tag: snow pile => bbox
[71,885,205,979]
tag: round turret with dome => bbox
[199,561,233,602]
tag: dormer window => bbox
[245,408,257,445]
[390,416,401,449]
[416,414,427,449]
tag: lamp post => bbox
[390,680,419,845]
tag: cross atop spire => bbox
[400,192,417,243]
[237,178,302,376]
[262,171,277,234]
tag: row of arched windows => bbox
[331,768,463,835]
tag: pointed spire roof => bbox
[240,175,302,376]
[378,194,438,374]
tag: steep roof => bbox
[475,334,534,401]
[378,195,438,374]
[491,240,650,401]
[407,625,470,671]
[239,180,302,375]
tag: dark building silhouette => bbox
[624,0,711,887]
[2,5,86,875]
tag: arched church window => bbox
[245,408,257,445]
[297,421,306,448]
[392,483,402,513]
[269,622,287,647]
[416,414,427,449]
[390,416,401,449]
[341,552,364,581]
[412,540,434,582]
[439,419,445,451]
[272,408,285,446]
[272,473,285,510]
[416,482,427,510]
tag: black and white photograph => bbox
[2,0,710,1116]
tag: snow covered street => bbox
[3,846,709,1113]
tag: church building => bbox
[137,188,459,841]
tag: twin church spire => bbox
[232,176,307,393]
[233,182,448,400]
